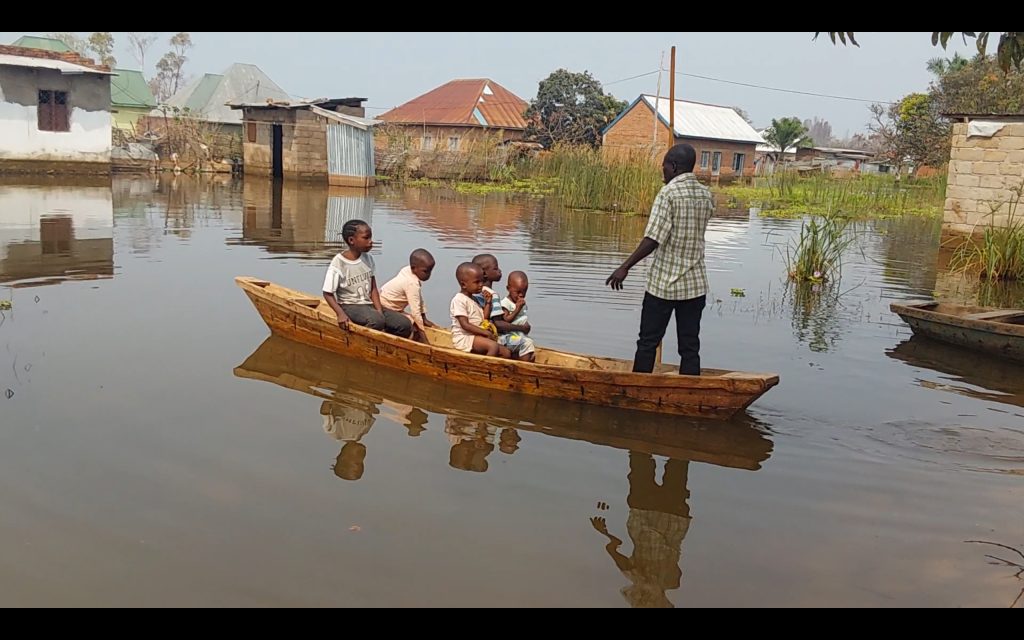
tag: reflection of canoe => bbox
[234,336,774,470]
[886,336,1024,408]
[891,301,1024,362]
[235,277,779,419]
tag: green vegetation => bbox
[950,184,1024,281]
[783,216,855,283]
[524,146,662,214]
[722,174,946,219]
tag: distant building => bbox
[163,63,291,136]
[378,78,529,150]
[753,128,798,175]
[110,69,156,131]
[0,44,112,174]
[230,98,378,187]
[602,95,762,179]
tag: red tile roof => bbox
[379,78,528,130]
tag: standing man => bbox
[605,144,714,376]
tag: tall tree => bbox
[127,32,159,71]
[87,32,116,67]
[930,54,1024,115]
[45,32,115,65]
[45,32,88,56]
[803,117,834,147]
[524,69,627,148]
[149,32,193,102]
[814,32,1024,72]
[926,52,970,77]
[869,93,950,175]
[832,132,881,153]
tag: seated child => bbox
[380,248,436,342]
[497,270,536,362]
[322,219,413,338]
[449,262,512,359]
[470,253,502,338]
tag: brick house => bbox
[602,95,762,179]
[377,78,528,151]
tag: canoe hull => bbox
[237,277,779,419]
[891,301,1024,363]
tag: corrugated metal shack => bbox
[229,98,378,187]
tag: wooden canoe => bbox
[235,277,780,419]
[234,336,774,470]
[890,300,1024,363]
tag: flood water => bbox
[0,175,1022,607]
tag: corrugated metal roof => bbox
[165,63,290,125]
[642,95,764,144]
[378,78,528,129]
[809,146,874,156]
[226,101,380,130]
[11,36,72,53]
[0,53,113,75]
[184,74,222,112]
[310,105,380,130]
[111,69,156,108]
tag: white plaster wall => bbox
[0,102,111,162]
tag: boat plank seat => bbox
[966,309,1024,321]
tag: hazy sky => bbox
[3,32,977,136]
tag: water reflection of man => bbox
[322,398,377,481]
[590,452,691,608]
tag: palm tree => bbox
[927,52,970,77]
[763,117,811,166]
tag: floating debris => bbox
[730,288,746,298]
[0,300,11,311]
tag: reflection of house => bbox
[0,181,114,286]
[943,114,1024,233]
[234,178,373,256]
[385,186,526,243]
[110,69,156,131]
[230,99,378,187]
[602,96,762,179]
[0,43,113,173]
[378,78,528,150]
